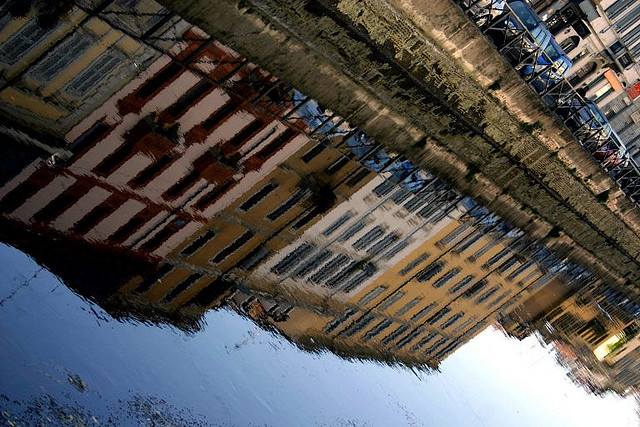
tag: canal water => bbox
[0,243,636,426]
[0,1,639,425]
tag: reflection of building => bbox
[536,1,640,159]
[229,193,592,367]
[0,0,622,371]
[0,14,380,314]
[0,0,181,138]
[501,279,640,395]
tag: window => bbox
[425,338,449,356]
[415,261,445,282]
[411,334,436,351]
[69,120,112,153]
[194,180,234,210]
[325,260,360,288]
[66,49,125,97]
[506,260,535,281]
[0,19,52,65]
[322,212,353,236]
[363,319,393,341]
[411,303,437,321]
[489,291,511,308]
[337,220,367,242]
[462,280,487,298]
[382,325,409,345]
[163,170,199,200]
[441,312,464,329]
[395,297,421,316]
[346,169,371,187]
[200,101,237,131]
[325,156,350,174]
[372,180,395,197]
[352,226,385,250]
[468,240,498,261]
[403,193,429,212]
[366,233,400,256]
[342,263,378,292]
[427,307,451,325]
[606,0,636,21]
[614,5,640,33]
[496,256,520,274]
[359,285,387,305]
[396,328,422,349]
[559,36,580,55]
[324,309,357,334]
[300,143,326,163]
[237,245,272,271]
[592,83,614,103]
[453,318,475,334]
[129,154,175,188]
[417,203,439,220]
[310,254,350,283]
[342,314,376,337]
[452,231,483,254]
[32,187,82,223]
[631,45,640,62]
[136,62,183,99]
[476,286,500,304]
[459,323,484,340]
[239,182,278,211]
[266,189,307,221]
[133,263,174,294]
[435,342,459,360]
[30,31,93,81]
[378,291,406,310]
[162,272,203,303]
[399,252,430,276]
[432,268,461,288]
[110,212,147,244]
[168,80,214,117]
[518,270,543,287]
[390,188,411,204]
[292,249,332,278]
[72,200,115,235]
[381,240,411,260]
[181,230,216,256]
[484,248,511,269]
[210,230,255,264]
[450,275,475,294]
[271,243,315,275]
[139,218,186,252]
[291,208,327,232]
[437,224,470,247]
[255,128,297,160]
[618,52,634,68]
[227,116,264,145]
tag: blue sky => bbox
[0,243,637,426]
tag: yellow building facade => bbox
[0,0,180,137]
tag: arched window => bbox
[560,36,580,54]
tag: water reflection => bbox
[502,280,640,395]
[0,0,638,412]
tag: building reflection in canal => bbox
[0,0,638,398]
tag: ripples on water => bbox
[0,1,638,425]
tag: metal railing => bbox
[458,0,640,204]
